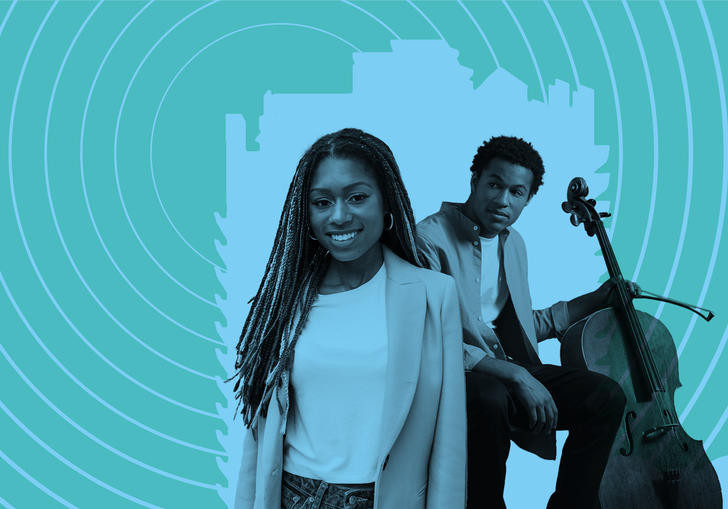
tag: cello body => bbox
[560,177,721,508]
[562,309,722,508]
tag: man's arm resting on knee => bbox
[471,356,558,434]
[471,355,522,382]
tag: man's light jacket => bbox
[417,202,570,458]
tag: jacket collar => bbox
[382,245,422,284]
[379,245,426,462]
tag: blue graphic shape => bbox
[220,39,612,508]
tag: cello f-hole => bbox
[619,410,637,456]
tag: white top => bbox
[283,264,388,483]
[480,235,508,328]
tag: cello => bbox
[559,177,722,508]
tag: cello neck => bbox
[592,219,623,281]
[592,216,665,394]
[561,177,664,394]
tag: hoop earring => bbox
[308,230,318,241]
[384,212,394,231]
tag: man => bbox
[417,136,627,509]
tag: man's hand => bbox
[594,277,641,308]
[472,357,557,434]
[567,277,640,325]
[510,366,558,434]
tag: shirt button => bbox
[473,225,479,231]
[477,316,482,321]
[473,240,479,246]
[492,344,499,349]
[475,277,480,283]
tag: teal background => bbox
[1,1,727,507]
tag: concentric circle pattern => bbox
[1,1,726,507]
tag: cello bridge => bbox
[643,423,679,441]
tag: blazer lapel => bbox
[378,248,426,461]
[502,232,539,353]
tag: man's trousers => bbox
[465,364,626,509]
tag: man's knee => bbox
[466,372,512,420]
[465,372,512,468]
[587,374,626,424]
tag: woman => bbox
[232,128,466,509]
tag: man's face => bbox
[467,157,534,238]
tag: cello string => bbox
[592,210,672,426]
[592,217,650,384]
[577,195,670,426]
[575,192,698,453]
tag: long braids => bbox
[231,128,424,428]
[363,135,424,267]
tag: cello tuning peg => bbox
[588,199,597,206]
[600,212,611,218]
[570,213,580,227]
[562,201,572,213]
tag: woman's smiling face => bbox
[308,157,385,264]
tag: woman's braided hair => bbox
[232,128,425,428]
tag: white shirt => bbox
[480,235,508,328]
[283,264,387,483]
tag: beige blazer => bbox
[235,247,467,509]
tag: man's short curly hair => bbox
[470,136,545,196]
